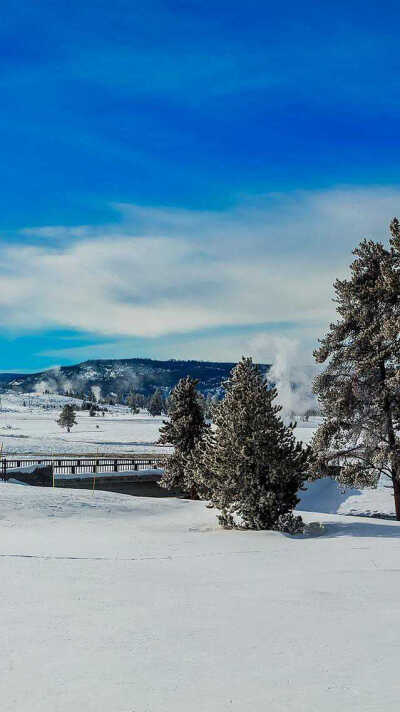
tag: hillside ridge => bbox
[1,356,270,399]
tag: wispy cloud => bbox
[2,187,399,362]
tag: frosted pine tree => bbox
[312,219,400,519]
[198,357,310,530]
[187,424,216,501]
[159,376,206,496]
[57,404,77,433]
[148,388,164,416]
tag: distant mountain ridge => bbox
[2,357,270,400]
[0,373,23,383]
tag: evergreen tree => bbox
[194,357,310,530]
[312,219,400,519]
[186,425,215,501]
[195,392,206,419]
[135,393,145,409]
[159,376,206,496]
[164,393,173,414]
[57,404,77,433]
[148,388,164,416]
[127,391,140,414]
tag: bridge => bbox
[1,454,168,482]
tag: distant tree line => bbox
[125,387,219,418]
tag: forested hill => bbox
[2,358,270,400]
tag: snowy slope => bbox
[5,356,270,398]
[1,482,400,712]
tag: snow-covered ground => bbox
[0,391,317,457]
[3,393,398,709]
[299,474,397,518]
[0,391,169,456]
[1,476,400,712]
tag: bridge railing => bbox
[1,455,168,480]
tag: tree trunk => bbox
[189,485,199,500]
[380,362,400,520]
[393,474,400,521]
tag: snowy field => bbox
[0,391,317,457]
[0,391,169,456]
[3,392,398,710]
[1,478,399,712]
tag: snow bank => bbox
[298,477,396,518]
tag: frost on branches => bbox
[158,376,206,497]
[57,404,77,433]
[312,218,400,520]
[193,357,310,531]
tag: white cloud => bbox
[1,187,400,357]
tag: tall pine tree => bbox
[159,376,206,496]
[194,357,310,530]
[313,219,400,519]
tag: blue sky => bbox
[1,0,400,370]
